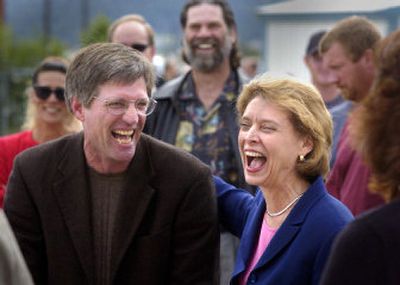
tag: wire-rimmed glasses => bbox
[92,96,157,116]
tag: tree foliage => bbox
[80,15,110,46]
[0,22,67,135]
[0,23,66,69]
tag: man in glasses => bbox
[108,14,165,87]
[144,1,254,283]
[0,56,81,208]
[4,43,219,285]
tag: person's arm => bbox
[170,168,219,285]
[0,210,34,285]
[0,139,9,208]
[325,122,350,199]
[0,185,4,209]
[214,175,255,237]
[320,220,382,285]
[4,156,48,285]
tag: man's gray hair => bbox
[65,42,155,111]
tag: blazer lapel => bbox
[52,133,94,283]
[110,136,156,280]
[254,177,326,270]
[234,194,266,276]
[255,221,301,268]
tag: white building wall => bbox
[264,18,388,83]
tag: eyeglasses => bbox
[93,97,157,116]
[130,43,149,52]
[33,86,65,102]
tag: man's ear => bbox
[229,27,238,44]
[361,48,375,68]
[71,97,85,122]
[304,55,311,68]
[148,45,156,59]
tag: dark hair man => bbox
[144,1,251,283]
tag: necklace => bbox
[266,193,304,217]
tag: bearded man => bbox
[144,1,252,283]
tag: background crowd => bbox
[0,0,399,284]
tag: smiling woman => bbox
[214,74,353,285]
[0,56,82,207]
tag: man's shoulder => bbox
[329,100,352,115]
[16,133,81,162]
[237,69,251,85]
[141,134,208,170]
[153,74,186,100]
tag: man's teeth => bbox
[116,137,131,144]
[245,151,264,158]
[113,130,134,144]
[198,43,213,49]
[114,130,134,136]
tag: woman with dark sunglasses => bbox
[0,56,82,207]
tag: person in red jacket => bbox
[0,56,81,206]
[321,27,400,285]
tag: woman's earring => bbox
[299,155,305,162]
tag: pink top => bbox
[0,130,37,207]
[239,219,277,285]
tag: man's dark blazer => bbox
[4,132,219,285]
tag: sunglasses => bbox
[33,86,65,101]
[130,43,149,52]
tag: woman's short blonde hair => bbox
[237,74,333,180]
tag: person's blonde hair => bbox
[237,75,333,180]
[22,56,81,133]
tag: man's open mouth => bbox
[112,129,134,144]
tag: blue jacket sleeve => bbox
[214,176,256,237]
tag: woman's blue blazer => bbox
[215,176,353,285]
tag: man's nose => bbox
[197,26,213,37]
[123,104,140,124]
[324,69,338,84]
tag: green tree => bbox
[0,22,67,135]
[80,15,111,46]
[0,24,13,71]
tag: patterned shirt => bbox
[175,71,240,186]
